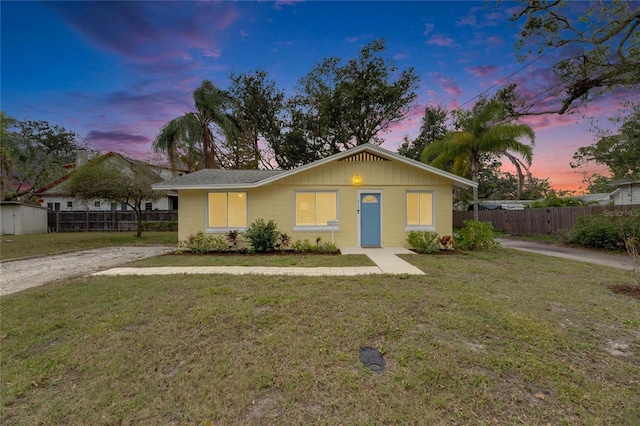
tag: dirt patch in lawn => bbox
[609,284,640,300]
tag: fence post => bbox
[56,211,60,232]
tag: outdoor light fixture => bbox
[353,174,362,185]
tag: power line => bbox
[456,47,558,110]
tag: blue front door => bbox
[360,193,381,247]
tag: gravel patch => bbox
[0,246,176,296]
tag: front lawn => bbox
[1,249,638,424]
[0,232,177,261]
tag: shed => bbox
[1,202,49,235]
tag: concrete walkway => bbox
[498,238,635,271]
[92,246,425,277]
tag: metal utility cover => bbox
[359,346,386,373]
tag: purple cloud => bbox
[46,2,239,64]
[426,34,455,47]
[439,76,463,97]
[466,65,499,77]
[88,130,150,144]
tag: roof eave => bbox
[152,183,261,191]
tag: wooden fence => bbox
[453,205,640,236]
[47,210,178,232]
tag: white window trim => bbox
[205,191,248,233]
[292,190,339,232]
[404,190,436,232]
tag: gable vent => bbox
[341,152,389,162]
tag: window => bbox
[121,203,128,211]
[406,191,434,229]
[66,201,73,208]
[94,201,101,208]
[294,191,338,229]
[145,202,153,211]
[207,192,247,230]
[47,202,60,211]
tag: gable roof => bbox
[35,152,180,195]
[152,144,477,190]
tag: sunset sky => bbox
[2,1,632,192]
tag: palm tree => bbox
[421,100,535,220]
[153,81,239,170]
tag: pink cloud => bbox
[466,65,499,77]
[439,77,463,97]
[426,34,455,47]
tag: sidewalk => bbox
[92,246,425,277]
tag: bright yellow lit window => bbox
[295,192,337,227]
[208,192,247,229]
[407,192,433,226]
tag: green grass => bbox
[1,249,639,424]
[125,253,375,267]
[0,232,177,261]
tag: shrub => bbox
[244,218,279,253]
[567,213,640,251]
[406,231,441,254]
[316,240,339,253]
[624,234,640,287]
[290,238,339,253]
[179,232,227,253]
[291,239,314,253]
[226,229,241,251]
[277,233,291,250]
[456,220,499,251]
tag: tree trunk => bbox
[472,159,479,221]
[134,206,143,238]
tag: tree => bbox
[153,80,239,171]
[289,39,419,157]
[572,102,640,180]
[511,1,640,115]
[0,116,83,200]
[580,172,614,194]
[228,69,286,169]
[398,105,448,161]
[421,100,535,219]
[63,159,163,237]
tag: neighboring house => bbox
[152,143,477,247]
[573,193,614,206]
[608,180,640,206]
[35,150,184,211]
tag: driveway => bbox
[0,246,176,297]
[498,239,635,270]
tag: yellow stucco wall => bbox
[177,158,455,247]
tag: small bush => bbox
[179,232,228,253]
[456,220,499,251]
[567,213,640,251]
[291,239,314,253]
[406,231,441,254]
[316,240,339,253]
[244,218,279,253]
[277,233,291,250]
[226,229,241,251]
[624,234,640,287]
